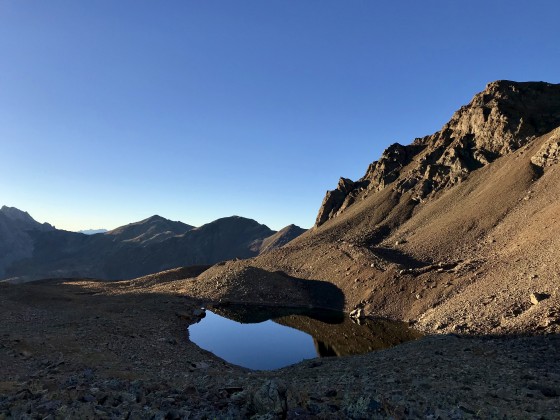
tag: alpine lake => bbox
[188,305,422,370]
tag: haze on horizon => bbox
[1,1,559,232]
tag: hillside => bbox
[182,80,560,335]
[0,212,305,282]
[258,224,307,254]
[0,206,54,278]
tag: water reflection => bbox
[188,305,421,370]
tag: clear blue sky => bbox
[1,1,559,231]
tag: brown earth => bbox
[1,278,559,419]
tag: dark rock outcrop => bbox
[315,178,368,226]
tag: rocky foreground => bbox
[1,278,559,419]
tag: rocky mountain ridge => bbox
[0,210,305,282]
[316,81,560,226]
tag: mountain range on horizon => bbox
[0,205,306,283]
[78,229,108,235]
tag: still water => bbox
[188,305,421,370]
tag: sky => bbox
[1,1,559,231]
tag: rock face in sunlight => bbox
[315,81,560,226]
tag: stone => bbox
[251,380,287,416]
[349,308,365,319]
[192,308,205,317]
[530,292,550,305]
[531,130,560,168]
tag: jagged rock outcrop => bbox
[531,127,560,169]
[315,81,560,226]
[315,177,367,226]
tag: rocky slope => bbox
[258,224,307,254]
[316,80,560,227]
[182,81,560,336]
[1,278,558,418]
[0,212,305,282]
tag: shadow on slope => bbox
[185,265,346,312]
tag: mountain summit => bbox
[316,81,560,226]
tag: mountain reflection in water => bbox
[209,305,422,358]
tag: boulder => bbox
[349,308,365,319]
[530,292,550,305]
[250,380,287,416]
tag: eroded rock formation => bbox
[316,81,560,226]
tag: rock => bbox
[531,129,560,168]
[192,308,205,318]
[251,380,287,416]
[315,178,366,227]
[314,81,560,224]
[349,308,365,319]
[530,292,550,305]
[175,311,192,320]
[343,396,382,418]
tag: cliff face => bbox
[316,81,560,227]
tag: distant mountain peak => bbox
[259,224,306,254]
[0,205,54,231]
[1,206,34,223]
[144,215,166,222]
[105,214,194,245]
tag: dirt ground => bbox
[1,277,559,419]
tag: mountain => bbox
[188,81,560,335]
[0,211,305,282]
[105,215,193,245]
[100,216,277,279]
[0,206,54,278]
[259,224,307,254]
